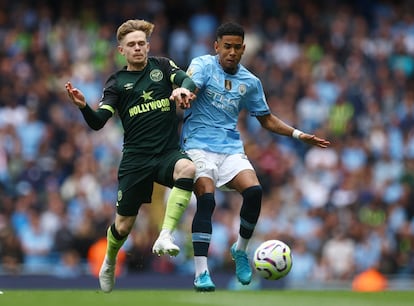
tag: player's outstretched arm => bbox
[64,81,112,130]
[294,132,330,148]
[257,113,330,148]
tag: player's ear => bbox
[214,41,219,53]
[117,45,124,55]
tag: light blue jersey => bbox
[182,54,270,154]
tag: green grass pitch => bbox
[1,290,413,306]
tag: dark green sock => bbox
[106,225,127,263]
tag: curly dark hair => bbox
[216,22,244,40]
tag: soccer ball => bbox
[253,239,293,280]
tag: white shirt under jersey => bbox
[181,54,270,154]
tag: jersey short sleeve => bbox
[186,56,208,90]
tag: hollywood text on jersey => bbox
[128,98,171,117]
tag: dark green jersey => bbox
[99,57,182,154]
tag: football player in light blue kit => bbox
[180,22,330,291]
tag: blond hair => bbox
[116,19,155,43]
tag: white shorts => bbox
[186,149,254,191]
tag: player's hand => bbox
[65,81,87,109]
[299,133,331,148]
[170,87,196,109]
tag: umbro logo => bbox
[124,83,134,90]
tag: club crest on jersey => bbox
[150,69,163,82]
[239,84,247,95]
[225,79,232,90]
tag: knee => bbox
[186,161,196,178]
[115,225,130,237]
[114,220,134,237]
[175,159,196,179]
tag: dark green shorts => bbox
[116,149,191,216]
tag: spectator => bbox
[0,225,23,275]
[321,228,356,280]
[19,208,54,274]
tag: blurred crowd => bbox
[1,0,414,286]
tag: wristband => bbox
[292,129,303,139]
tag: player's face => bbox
[215,35,245,74]
[118,30,149,71]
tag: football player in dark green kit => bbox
[65,19,196,293]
